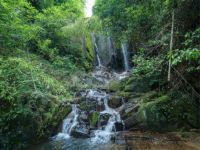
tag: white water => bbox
[56,105,79,140]
[57,89,123,144]
[94,43,103,67]
[91,96,122,144]
[121,43,130,71]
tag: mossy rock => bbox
[89,112,99,128]
[126,76,136,85]
[116,91,132,98]
[137,95,171,130]
[107,80,124,92]
[124,84,135,92]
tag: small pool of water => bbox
[31,138,122,150]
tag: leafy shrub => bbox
[37,39,59,61]
[172,27,200,72]
[132,54,163,78]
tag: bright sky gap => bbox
[85,0,95,17]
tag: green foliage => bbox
[52,56,77,71]
[37,39,59,61]
[31,1,94,69]
[183,27,200,48]
[0,0,93,69]
[172,49,200,65]
[94,0,200,53]
[172,27,200,72]
[94,0,170,45]
[28,0,84,10]
[0,56,72,149]
[0,57,70,96]
[0,0,40,53]
[132,54,163,78]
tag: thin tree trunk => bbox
[168,9,175,82]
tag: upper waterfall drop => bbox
[91,33,103,67]
[94,43,103,67]
[121,43,130,72]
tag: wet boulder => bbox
[71,124,90,138]
[98,113,111,128]
[108,96,123,108]
[124,114,140,130]
[79,111,89,123]
[121,103,139,120]
[114,122,124,131]
[96,99,105,111]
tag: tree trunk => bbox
[168,9,175,82]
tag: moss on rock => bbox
[107,80,124,92]
[137,95,171,130]
[89,112,99,127]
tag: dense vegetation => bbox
[0,0,199,149]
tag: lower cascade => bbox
[55,88,124,144]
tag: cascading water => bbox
[56,105,79,140]
[121,43,130,71]
[55,88,124,145]
[91,96,122,144]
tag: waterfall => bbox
[121,43,130,71]
[56,105,79,140]
[91,33,103,67]
[94,43,103,67]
